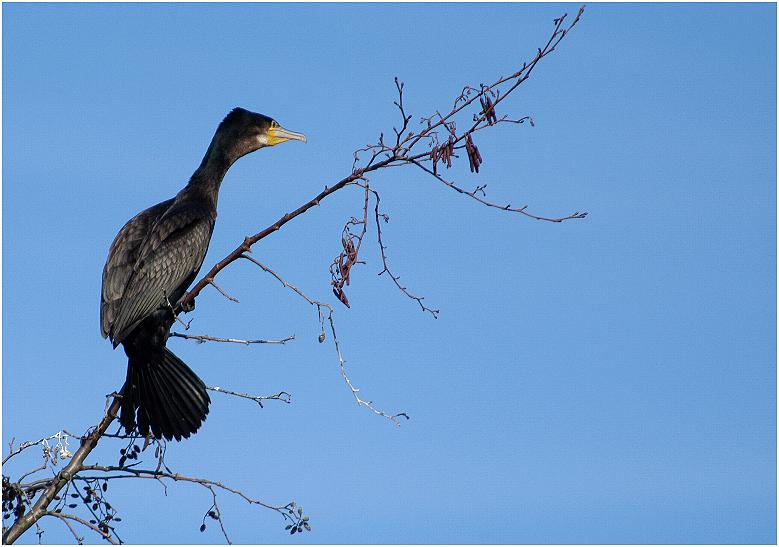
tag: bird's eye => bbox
[270,121,279,129]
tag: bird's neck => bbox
[186,140,238,207]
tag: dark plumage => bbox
[101,107,305,441]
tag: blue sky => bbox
[3,2,776,544]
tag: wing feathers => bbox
[102,198,215,345]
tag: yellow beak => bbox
[267,124,307,146]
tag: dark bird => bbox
[101,108,306,441]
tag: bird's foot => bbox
[179,294,196,313]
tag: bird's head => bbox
[211,107,306,164]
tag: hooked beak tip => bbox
[269,125,307,145]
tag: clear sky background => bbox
[3,2,776,544]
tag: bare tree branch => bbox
[72,465,310,537]
[411,160,587,222]
[42,511,117,545]
[3,398,121,544]
[207,387,292,408]
[242,257,407,424]
[326,311,410,426]
[176,5,586,314]
[368,182,440,317]
[208,279,240,303]
[43,510,84,544]
[171,332,295,345]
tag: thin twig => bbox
[206,387,292,408]
[412,160,587,222]
[208,279,240,303]
[41,512,117,545]
[170,332,295,345]
[46,510,84,544]
[203,485,231,544]
[368,186,439,317]
[75,466,295,522]
[240,255,321,307]
[326,312,410,426]
[246,258,407,425]
[3,432,70,466]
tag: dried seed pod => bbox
[480,96,495,125]
[465,134,482,173]
[333,287,350,308]
[481,95,497,125]
[441,137,454,169]
[465,135,474,172]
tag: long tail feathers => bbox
[120,348,210,441]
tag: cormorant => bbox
[100,108,306,441]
